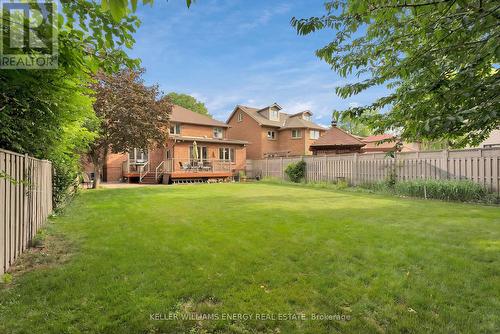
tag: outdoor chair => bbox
[179,162,191,171]
[203,161,212,172]
[81,173,94,189]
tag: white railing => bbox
[155,161,164,181]
[139,161,149,183]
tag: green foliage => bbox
[284,160,306,183]
[332,109,375,136]
[0,68,97,207]
[31,230,47,248]
[1,273,13,284]
[101,0,193,21]
[166,92,210,116]
[0,1,140,206]
[361,179,496,203]
[394,179,495,203]
[292,1,500,147]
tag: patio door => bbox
[189,145,207,162]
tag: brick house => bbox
[309,122,366,155]
[226,103,326,159]
[361,134,420,153]
[309,125,421,155]
[86,105,247,184]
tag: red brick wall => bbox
[261,126,281,157]
[226,107,263,159]
[104,153,128,182]
[177,123,226,138]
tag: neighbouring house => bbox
[361,134,420,153]
[226,103,327,159]
[309,126,422,156]
[84,105,247,184]
[475,129,500,148]
[309,121,366,155]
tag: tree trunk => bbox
[92,164,101,189]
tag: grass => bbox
[1,183,499,333]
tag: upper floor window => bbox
[170,123,181,135]
[291,129,302,138]
[129,148,148,162]
[213,127,223,139]
[237,112,243,122]
[310,130,320,140]
[303,114,311,121]
[269,109,279,121]
[267,130,276,140]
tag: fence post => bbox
[352,153,359,185]
[280,157,284,179]
[265,157,269,178]
[442,149,449,179]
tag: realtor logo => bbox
[0,1,58,69]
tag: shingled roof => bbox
[232,105,325,130]
[310,126,366,148]
[170,105,229,128]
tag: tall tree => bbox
[0,1,140,204]
[332,109,374,136]
[292,1,500,147]
[88,69,171,188]
[166,92,210,116]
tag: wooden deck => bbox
[123,171,232,180]
[169,171,232,179]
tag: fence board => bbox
[247,148,500,196]
[0,149,52,275]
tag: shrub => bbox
[1,273,13,284]
[285,160,306,183]
[394,179,494,203]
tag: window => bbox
[219,147,235,162]
[303,114,311,121]
[291,129,302,138]
[310,130,320,140]
[213,127,223,139]
[269,109,279,121]
[267,130,276,140]
[237,112,243,122]
[170,123,181,135]
[189,146,207,162]
[129,148,148,162]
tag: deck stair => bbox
[139,172,161,184]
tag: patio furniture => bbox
[81,173,94,189]
[203,161,212,172]
[179,162,191,171]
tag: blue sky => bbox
[129,0,388,126]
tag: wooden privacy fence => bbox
[246,147,500,195]
[0,149,53,275]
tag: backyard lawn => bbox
[0,183,499,333]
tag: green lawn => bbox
[1,183,499,333]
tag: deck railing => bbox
[164,158,232,174]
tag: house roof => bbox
[361,134,396,150]
[230,104,326,130]
[170,105,229,128]
[170,135,248,145]
[362,134,395,143]
[310,126,366,148]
